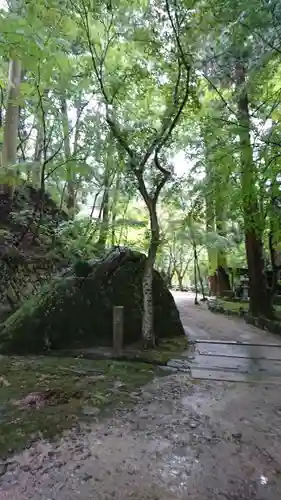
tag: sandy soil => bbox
[1,292,281,500]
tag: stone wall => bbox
[0,252,62,321]
[0,184,69,322]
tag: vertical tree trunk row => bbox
[235,61,272,318]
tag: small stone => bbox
[0,462,7,476]
[189,421,198,429]
[83,472,93,481]
[232,432,242,440]
[55,460,66,468]
[82,407,100,417]
[20,464,31,472]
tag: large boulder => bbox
[0,247,185,354]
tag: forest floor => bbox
[1,293,281,499]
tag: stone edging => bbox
[207,300,281,336]
[207,301,246,318]
[245,314,281,335]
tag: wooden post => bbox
[113,306,124,355]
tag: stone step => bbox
[191,367,281,385]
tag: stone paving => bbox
[171,292,281,384]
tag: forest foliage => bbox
[1,0,281,342]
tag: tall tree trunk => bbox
[268,195,281,302]
[61,93,75,217]
[204,149,217,295]
[203,121,231,297]
[269,229,280,300]
[215,200,231,297]
[235,61,272,318]
[0,59,21,223]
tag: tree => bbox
[191,0,281,315]
[235,60,272,316]
[69,0,192,346]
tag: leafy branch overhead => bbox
[69,0,192,203]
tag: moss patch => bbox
[208,298,248,317]
[211,299,281,316]
[218,300,249,312]
[0,335,188,458]
[142,336,188,363]
[0,356,158,458]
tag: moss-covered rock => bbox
[0,248,185,354]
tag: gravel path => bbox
[1,292,281,499]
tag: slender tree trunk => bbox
[96,173,110,252]
[194,253,199,305]
[216,203,231,297]
[167,262,175,288]
[32,119,43,188]
[193,241,202,303]
[2,59,21,169]
[61,93,75,217]
[142,200,160,348]
[235,61,272,318]
[196,259,206,299]
[167,270,174,288]
[72,92,83,205]
[18,105,27,162]
[73,92,82,155]
[0,59,21,223]
[111,170,121,246]
[31,88,49,189]
[97,135,115,250]
[175,270,184,290]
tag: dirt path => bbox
[1,293,281,499]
